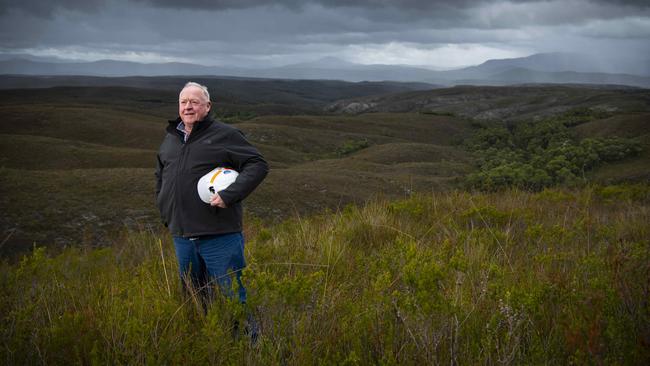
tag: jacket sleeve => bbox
[155,154,163,198]
[217,129,269,206]
[154,153,169,226]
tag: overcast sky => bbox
[0,0,648,69]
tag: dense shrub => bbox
[465,111,642,191]
[336,138,371,156]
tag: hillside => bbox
[327,88,650,186]
[0,75,433,97]
[2,52,649,87]
[0,84,472,256]
[575,113,650,182]
[1,187,648,364]
[326,85,650,121]
[1,82,648,257]
[453,52,650,77]
[0,76,434,116]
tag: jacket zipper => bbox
[169,120,212,237]
[175,138,189,236]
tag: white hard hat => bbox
[197,167,239,204]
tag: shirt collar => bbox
[176,121,189,142]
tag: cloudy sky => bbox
[0,0,648,69]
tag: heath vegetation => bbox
[0,80,648,364]
[2,185,648,364]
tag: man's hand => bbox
[210,193,227,208]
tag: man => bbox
[155,81,268,314]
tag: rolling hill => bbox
[325,85,650,121]
[0,79,647,258]
[1,52,648,87]
[450,52,650,77]
[0,76,435,118]
[0,83,473,257]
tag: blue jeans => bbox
[173,232,247,304]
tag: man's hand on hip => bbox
[210,193,227,208]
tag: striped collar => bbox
[176,121,189,142]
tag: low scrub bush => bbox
[1,186,648,364]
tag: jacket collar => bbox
[166,116,215,142]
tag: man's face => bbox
[179,86,211,126]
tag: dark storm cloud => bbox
[0,0,647,68]
[4,0,648,18]
[598,0,650,6]
[0,0,474,21]
[1,0,647,40]
[0,0,108,17]
[138,0,650,11]
[140,0,480,10]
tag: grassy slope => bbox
[0,135,156,170]
[1,84,647,257]
[574,112,650,182]
[0,104,166,149]
[0,168,156,254]
[0,88,472,256]
[0,76,434,116]
[1,186,648,364]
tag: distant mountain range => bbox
[0,52,648,88]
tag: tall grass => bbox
[1,185,648,365]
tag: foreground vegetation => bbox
[2,185,648,365]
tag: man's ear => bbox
[206,101,212,112]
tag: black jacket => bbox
[155,116,268,237]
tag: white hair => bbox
[180,81,210,102]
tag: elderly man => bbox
[155,81,268,321]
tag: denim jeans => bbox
[173,232,247,304]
